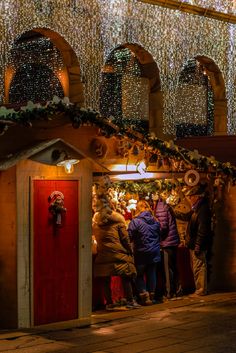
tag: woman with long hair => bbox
[93,205,140,310]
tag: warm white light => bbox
[1,0,236,133]
[137,161,147,175]
[111,172,156,180]
[110,164,138,172]
[57,158,80,174]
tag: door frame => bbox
[17,175,82,328]
[30,177,80,327]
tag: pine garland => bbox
[0,96,235,180]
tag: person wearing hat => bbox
[185,184,212,297]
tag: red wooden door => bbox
[33,180,78,325]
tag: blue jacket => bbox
[128,211,161,265]
[155,199,180,248]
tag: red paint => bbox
[33,180,78,325]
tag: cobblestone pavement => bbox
[0,292,235,353]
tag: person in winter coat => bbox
[92,208,140,310]
[128,200,161,305]
[185,184,212,297]
[155,196,181,299]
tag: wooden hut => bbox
[0,102,235,329]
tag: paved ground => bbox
[0,292,235,353]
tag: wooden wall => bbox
[16,159,93,329]
[0,157,93,329]
[176,135,236,292]
[176,135,236,165]
[209,185,236,292]
[0,167,17,328]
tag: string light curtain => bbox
[0,0,236,134]
[175,58,214,138]
[100,46,149,127]
[9,32,64,103]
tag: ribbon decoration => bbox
[48,191,67,226]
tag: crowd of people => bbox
[92,181,213,311]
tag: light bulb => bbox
[57,157,80,174]
[64,160,74,174]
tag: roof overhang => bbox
[0,138,109,172]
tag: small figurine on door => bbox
[48,191,67,227]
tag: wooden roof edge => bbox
[138,0,236,24]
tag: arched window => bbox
[8,30,64,104]
[175,58,214,138]
[100,46,149,129]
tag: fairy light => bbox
[8,34,64,103]
[175,58,214,137]
[100,46,149,123]
[0,0,236,135]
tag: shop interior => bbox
[91,170,219,311]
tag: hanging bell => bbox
[156,157,163,169]
[149,154,158,164]
[132,145,139,156]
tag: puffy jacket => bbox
[155,199,180,248]
[92,211,136,278]
[128,211,161,265]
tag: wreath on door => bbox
[48,191,67,226]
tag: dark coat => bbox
[92,211,136,278]
[128,211,161,265]
[155,199,180,248]
[186,197,212,251]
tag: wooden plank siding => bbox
[0,167,17,328]
[176,135,236,166]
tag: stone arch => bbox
[196,55,227,135]
[5,28,84,105]
[175,56,227,137]
[100,43,163,136]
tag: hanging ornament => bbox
[149,153,158,164]
[90,138,108,158]
[187,149,201,161]
[132,145,139,156]
[116,139,129,157]
[184,169,200,186]
[173,159,180,170]
[156,156,163,169]
[162,157,171,169]
[48,191,67,227]
[179,160,186,172]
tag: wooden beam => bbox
[138,0,236,24]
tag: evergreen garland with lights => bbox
[0,96,235,181]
